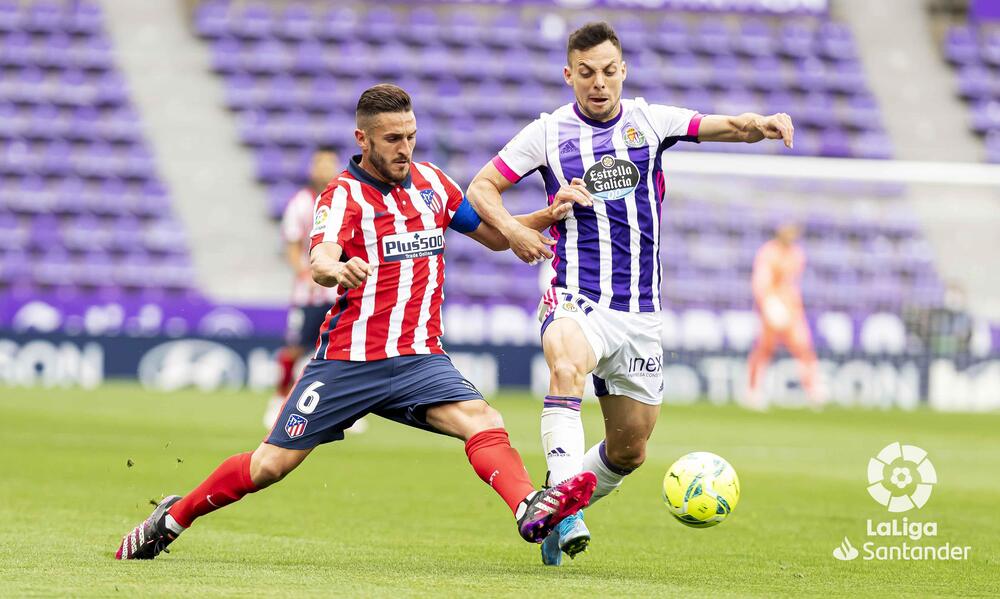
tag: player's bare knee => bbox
[250,448,295,487]
[606,443,646,471]
[462,400,504,431]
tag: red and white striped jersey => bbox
[282,187,341,307]
[309,157,467,361]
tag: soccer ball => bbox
[662,452,740,528]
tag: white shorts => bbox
[538,288,663,406]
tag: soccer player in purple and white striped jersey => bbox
[467,22,794,565]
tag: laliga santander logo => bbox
[833,443,970,562]
[866,442,937,513]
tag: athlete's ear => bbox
[621,60,627,82]
[354,128,366,151]
[563,64,572,86]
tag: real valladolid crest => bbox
[832,442,971,562]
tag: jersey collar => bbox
[573,102,623,129]
[348,154,412,195]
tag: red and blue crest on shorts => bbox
[420,188,442,214]
[285,414,308,438]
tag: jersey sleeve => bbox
[493,117,547,184]
[309,183,357,252]
[647,101,703,143]
[423,162,479,233]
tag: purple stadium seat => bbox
[956,65,992,100]
[970,100,1000,133]
[357,6,400,45]
[24,1,65,35]
[194,0,230,39]
[67,1,103,36]
[275,4,314,42]
[661,54,712,90]
[692,21,732,56]
[315,6,358,45]
[736,19,775,57]
[401,8,439,47]
[778,23,813,59]
[981,30,1000,68]
[231,4,273,41]
[817,22,857,61]
[0,0,22,35]
[944,25,979,65]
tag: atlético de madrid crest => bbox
[622,123,646,148]
[420,189,443,214]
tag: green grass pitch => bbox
[1,382,998,597]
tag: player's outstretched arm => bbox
[310,242,371,289]
[698,113,794,148]
[468,162,555,264]
[463,202,574,252]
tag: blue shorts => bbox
[265,354,484,450]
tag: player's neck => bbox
[574,101,622,125]
[356,154,404,188]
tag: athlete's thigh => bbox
[374,354,486,438]
[265,358,391,449]
[783,318,814,354]
[598,394,660,449]
[542,317,598,373]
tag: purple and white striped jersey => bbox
[493,98,702,313]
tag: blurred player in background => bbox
[746,223,823,410]
[115,84,594,561]
[264,146,348,429]
[468,22,795,565]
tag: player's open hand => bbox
[554,178,593,208]
[505,222,555,265]
[335,257,373,289]
[757,113,794,149]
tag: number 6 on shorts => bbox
[296,381,324,414]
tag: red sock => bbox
[167,452,259,528]
[465,428,536,514]
[275,348,296,397]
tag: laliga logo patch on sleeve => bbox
[310,205,330,237]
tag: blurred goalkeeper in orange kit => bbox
[746,223,825,410]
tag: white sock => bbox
[164,513,186,535]
[581,440,635,504]
[540,396,584,486]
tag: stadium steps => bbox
[99,0,288,303]
[836,0,982,162]
[838,0,1000,319]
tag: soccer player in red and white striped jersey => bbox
[115,84,595,561]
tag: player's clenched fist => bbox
[334,257,373,289]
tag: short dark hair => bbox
[315,144,338,155]
[356,84,412,128]
[567,22,622,62]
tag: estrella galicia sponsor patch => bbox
[583,155,640,201]
[310,205,330,237]
[381,228,445,262]
[622,123,646,148]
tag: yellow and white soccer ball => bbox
[662,452,740,528]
